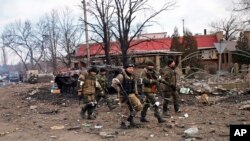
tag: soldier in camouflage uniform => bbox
[112,63,143,129]
[160,58,181,117]
[139,61,166,123]
[78,67,104,120]
[96,68,115,111]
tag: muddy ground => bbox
[0,83,250,141]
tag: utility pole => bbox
[182,19,185,35]
[82,0,90,67]
[1,35,7,66]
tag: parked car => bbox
[8,71,20,82]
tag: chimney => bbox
[204,29,207,35]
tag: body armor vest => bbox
[122,72,135,94]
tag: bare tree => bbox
[112,0,177,65]
[1,21,43,70]
[82,0,115,65]
[234,0,250,12]
[41,10,60,74]
[58,8,83,68]
[209,15,242,41]
[233,0,250,26]
[2,24,29,70]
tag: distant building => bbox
[74,31,238,72]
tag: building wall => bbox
[244,31,250,49]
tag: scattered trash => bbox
[94,124,103,129]
[179,113,188,119]
[50,136,57,139]
[50,125,65,130]
[239,104,250,110]
[29,89,39,95]
[150,134,154,138]
[82,123,91,127]
[30,105,37,110]
[67,125,81,131]
[184,113,189,118]
[175,124,185,128]
[184,138,196,141]
[99,131,117,138]
[195,94,209,104]
[51,83,60,94]
[180,87,191,94]
[184,127,199,136]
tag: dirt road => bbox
[0,83,250,141]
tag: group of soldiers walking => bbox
[77,58,181,129]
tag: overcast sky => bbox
[0,0,235,35]
[0,0,235,65]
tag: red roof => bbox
[75,34,218,57]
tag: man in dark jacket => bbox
[160,58,181,117]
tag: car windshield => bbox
[9,72,19,77]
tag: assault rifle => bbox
[114,79,135,115]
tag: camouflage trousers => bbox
[95,92,113,109]
[162,90,180,112]
[141,93,161,118]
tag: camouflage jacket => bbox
[77,72,103,95]
[159,66,176,92]
[140,68,158,93]
[96,74,109,93]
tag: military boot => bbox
[162,100,170,117]
[157,117,166,123]
[162,110,171,117]
[87,114,95,120]
[87,105,96,120]
[154,108,166,123]
[174,103,181,113]
[127,115,137,128]
[80,106,87,119]
[141,103,150,122]
[140,116,149,122]
[120,122,127,129]
[107,102,116,111]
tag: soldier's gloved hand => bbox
[170,85,176,91]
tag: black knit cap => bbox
[124,63,134,69]
[88,67,98,73]
[146,61,154,66]
[100,68,107,72]
[167,58,174,66]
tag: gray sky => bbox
[0,0,235,35]
[0,0,235,65]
